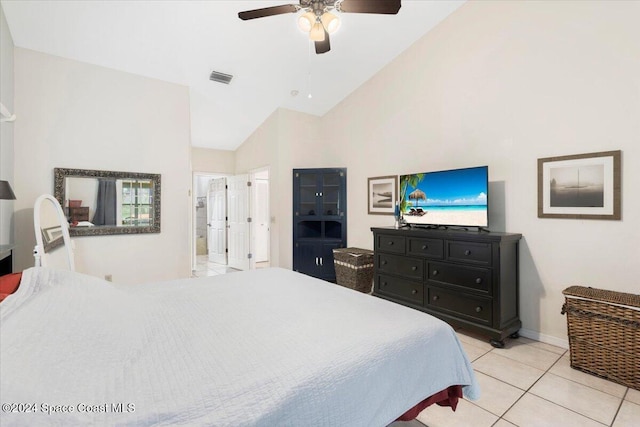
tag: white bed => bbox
[0,267,479,426]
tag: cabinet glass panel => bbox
[322,173,342,215]
[298,173,319,216]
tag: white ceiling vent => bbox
[209,70,233,85]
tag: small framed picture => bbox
[368,175,398,215]
[538,150,621,220]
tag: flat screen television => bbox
[399,166,488,228]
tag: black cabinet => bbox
[372,227,522,347]
[293,168,347,281]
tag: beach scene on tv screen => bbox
[400,167,488,226]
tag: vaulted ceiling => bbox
[1,0,464,150]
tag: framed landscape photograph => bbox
[538,150,621,220]
[368,175,398,215]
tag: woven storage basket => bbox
[333,248,374,293]
[561,286,640,390]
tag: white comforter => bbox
[0,267,479,426]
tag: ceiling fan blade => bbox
[338,0,401,14]
[315,29,331,54]
[238,4,298,21]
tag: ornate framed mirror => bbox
[54,168,161,236]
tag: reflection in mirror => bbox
[33,194,75,270]
[54,168,161,237]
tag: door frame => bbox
[191,172,228,272]
[249,166,270,268]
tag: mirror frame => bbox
[54,167,161,236]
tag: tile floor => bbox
[192,255,240,277]
[192,255,269,277]
[404,329,639,427]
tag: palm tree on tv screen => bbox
[400,173,425,214]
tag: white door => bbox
[227,174,251,271]
[254,178,269,262]
[208,177,227,264]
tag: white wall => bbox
[0,3,15,247]
[191,147,235,175]
[13,48,192,284]
[235,0,640,344]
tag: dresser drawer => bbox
[428,262,491,294]
[447,241,491,265]
[377,274,424,305]
[377,253,423,280]
[407,237,444,259]
[376,234,406,254]
[428,286,492,324]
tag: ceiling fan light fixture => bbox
[297,11,316,33]
[309,22,325,41]
[321,12,340,34]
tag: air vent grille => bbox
[209,70,233,85]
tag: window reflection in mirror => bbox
[54,168,161,236]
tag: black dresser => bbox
[371,227,522,347]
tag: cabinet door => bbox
[294,171,321,218]
[319,241,341,281]
[294,241,320,276]
[320,170,345,218]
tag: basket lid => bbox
[563,286,640,308]
[332,247,373,256]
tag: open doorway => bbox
[192,169,270,276]
[192,172,228,275]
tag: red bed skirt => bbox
[395,385,464,421]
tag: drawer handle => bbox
[381,260,387,265]
[432,270,439,276]
[475,306,482,313]
[432,295,439,301]
[382,282,387,287]
[411,289,418,295]
[422,245,428,250]
[475,278,482,284]
[465,250,471,256]
[388,241,394,246]
[411,266,417,271]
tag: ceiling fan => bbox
[238,0,402,54]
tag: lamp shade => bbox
[0,180,16,200]
[297,11,316,32]
[310,22,325,41]
[321,12,340,34]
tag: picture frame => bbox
[368,175,398,215]
[538,150,621,220]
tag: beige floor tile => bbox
[513,336,567,355]
[473,352,546,390]
[493,420,517,427]
[503,393,606,427]
[549,355,627,398]
[529,373,621,425]
[625,388,640,405]
[471,372,525,416]
[416,398,498,427]
[492,339,563,371]
[612,400,640,427]
[456,330,494,352]
[461,340,491,362]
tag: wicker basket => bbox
[561,286,640,390]
[333,248,374,293]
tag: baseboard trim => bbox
[519,328,569,349]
